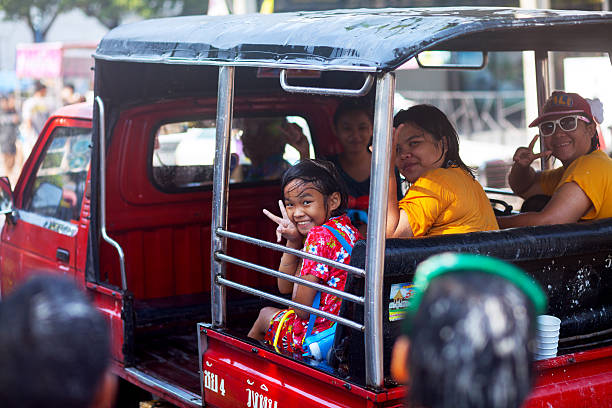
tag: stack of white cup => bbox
[535,315,561,360]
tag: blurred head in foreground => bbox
[391,253,546,408]
[0,274,116,408]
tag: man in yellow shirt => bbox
[498,91,612,228]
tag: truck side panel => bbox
[527,347,612,407]
[199,326,404,408]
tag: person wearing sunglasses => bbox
[498,91,610,228]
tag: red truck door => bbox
[0,117,92,294]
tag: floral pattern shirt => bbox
[292,214,362,342]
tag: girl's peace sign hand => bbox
[263,200,302,244]
[513,134,552,168]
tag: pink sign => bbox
[16,43,63,79]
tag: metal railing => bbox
[213,227,366,332]
[216,228,365,277]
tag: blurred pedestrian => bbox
[0,93,22,185]
[0,274,117,408]
[62,83,85,106]
[391,253,546,408]
[20,80,51,158]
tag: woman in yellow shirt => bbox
[386,104,498,238]
[498,91,611,228]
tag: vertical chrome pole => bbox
[211,66,235,328]
[95,96,127,291]
[365,72,395,388]
[535,51,551,170]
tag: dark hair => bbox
[394,104,475,178]
[33,80,46,93]
[333,99,374,128]
[0,275,111,408]
[409,272,536,408]
[281,158,348,217]
[590,127,600,152]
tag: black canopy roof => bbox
[95,7,612,72]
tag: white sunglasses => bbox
[538,115,590,137]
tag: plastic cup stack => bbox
[535,315,561,360]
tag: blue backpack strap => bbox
[306,291,321,337]
[322,224,352,255]
[305,223,352,338]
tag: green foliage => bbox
[0,0,211,38]
[75,0,170,28]
[177,0,209,15]
[74,0,210,29]
[0,0,79,41]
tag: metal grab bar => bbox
[280,69,373,97]
[484,187,516,196]
[95,96,127,291]
[217,228,365,277]
[215,252,364,305]
[216,276,364,332]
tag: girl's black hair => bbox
[281,159,348,217]
[393,104,475,178]
[333,99,374,127]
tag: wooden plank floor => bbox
[134,328,201,394]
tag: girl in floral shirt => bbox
[248,159,362,357]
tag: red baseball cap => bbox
[529,91,595,127]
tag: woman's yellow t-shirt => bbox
[398,166,498,237]
[539,150,612,221]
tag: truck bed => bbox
[134,326,201,395]
[131,294,274,396]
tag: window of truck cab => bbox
[150,116,313,191]
[23,125,91,223]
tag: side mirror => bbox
[0,176,16,224]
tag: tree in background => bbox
[76,0,210,29]
[0,0,78,42]
[0,0,210,40]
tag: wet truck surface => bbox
[1,7,612,407]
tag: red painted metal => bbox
[199,325,612,408]
[199,326,406,408]
[526,346,612,407]
[4,97,612,408]
[0,114,92,295]
[99,96,338,299]
[87,282,125,362]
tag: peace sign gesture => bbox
[263,200,302,244]
[513,134,552,168]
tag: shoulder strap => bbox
[305,223,351,338]
[306,291,321,337]
[322,224,352,255]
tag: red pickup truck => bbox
[1,7,611,408]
